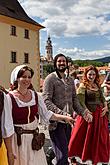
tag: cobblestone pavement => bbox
[39,124,51,152]
[39,124,56,164]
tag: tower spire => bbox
[45,35,53,61]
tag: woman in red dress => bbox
[68,65,109,165]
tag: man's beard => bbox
[56,66,67,72]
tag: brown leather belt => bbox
[14,126,39,146]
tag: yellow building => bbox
[0,0,44,90]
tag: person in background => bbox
[101,71,110,127]
[0,86,14,165]
[101,71,110,161]
[68,65,109,165]
[42,54,93,165]
[7,65,74,165]
[70,71,80,90]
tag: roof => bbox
[0,0,44,28]
[79,66,109,72]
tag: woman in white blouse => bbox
[0,89,14,165]
[7,65,74,165]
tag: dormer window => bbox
[7,7,15,13]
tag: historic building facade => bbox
[0,0,43,90]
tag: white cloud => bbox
[18,0,110,37]
[56,47,110,60]
[18,0,110,60]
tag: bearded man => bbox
[42,54,92,165]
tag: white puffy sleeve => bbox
[37,92,53,124]
[1,93,14,138]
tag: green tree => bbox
[72,60,104,67]
[43,64,54,78]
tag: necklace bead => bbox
[17,90,28,97]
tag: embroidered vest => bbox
[9,92,38,124]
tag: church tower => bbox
[45,35,53,61]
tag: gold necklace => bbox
[89,83,96,88]
[17,90,28,97]
[88,83,99,91]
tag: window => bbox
[24,29,29,39]
[11,26,16,36]
[24,53,29,63]
[10,51,17,63]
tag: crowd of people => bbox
[0,53,109,165]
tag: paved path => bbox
[39,124,51,153]
[39,124,56,164]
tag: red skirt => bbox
[68,106,109,164]
[108,122,110,159]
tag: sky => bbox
[18,0,110,60]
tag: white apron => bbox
[12,119,47,165]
